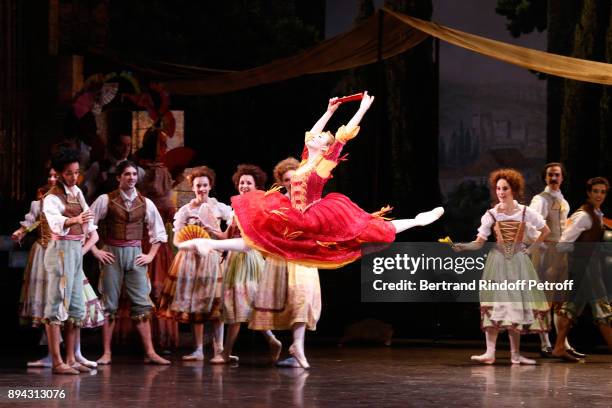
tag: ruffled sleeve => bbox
[90,194,109,225]
[334,125,360,144]
[476,211,495,240]
[20,201,41,229]
[529,194,547,220]
[144,198,168,244]
[173,205,189,232]
[209,198,234,224]
[43,195,68,236]
[524,206,546,230]
[559,211,591,243]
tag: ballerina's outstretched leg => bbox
[180,207,444,256]
[391,207,444,234]
[178,238,249,256]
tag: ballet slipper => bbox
[75,355,98,368]
[52,363,79,375]
[566,347,586,359]
[70,362,92,373]
[209,354,225,364]
[209,354,228,364]
[144,353,171,365]
[414,207,445,226]
[182,350,204,361]
[27,356,53,368]
[511,354,537,365]
[470,353,495,365]
[276,357,302,368]
[269,337,282,363]
[288,344,310,369]
[96,354,112,365]
[209,353,239,364]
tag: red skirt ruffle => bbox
[231,191,395,269]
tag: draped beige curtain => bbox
[384,8,612,85]
[164,12,427,95]
[163,9,612,95]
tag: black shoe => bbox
[540,347,554,358]
[566,348,586,359]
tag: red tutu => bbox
[231,190,395,269]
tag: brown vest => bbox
[106,189,146,241]
[46,184,84,235]
[575,203,604,243]
[539,191,566,242]
[38,208,52,249]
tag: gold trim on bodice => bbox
[489,207,526,259]
[290,161,317,212]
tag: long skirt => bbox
[157,249,222,323]
[480,249,550,333]
[222,249,264,324]
[19,242,47,327]
[249,258,321,331]
[23,240,103,327]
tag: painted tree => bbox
[496,0,611,207]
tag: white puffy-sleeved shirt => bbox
[477,201,546,241]
[90,188,168,244]
[20,200,41,229]
[173,197,233,232]
[558,207,603,247]
[526,186,570,242]
[529,186,570,221]
[43,184,97,236]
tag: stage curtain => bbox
[163,9,612,95]
[163,12,428,95]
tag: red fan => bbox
[332,92,363,105]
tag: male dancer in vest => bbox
[529,163,584,359]
[90,160,170,364]
[43,147,99,374]
[554,177,612,360]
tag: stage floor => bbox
[1,345,611,407]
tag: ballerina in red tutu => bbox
[181,91,444,267]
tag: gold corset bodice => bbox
[290,167,311,212]
[488,207,526,259]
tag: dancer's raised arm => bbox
[309,97,339,135]
[346,91,375,131]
